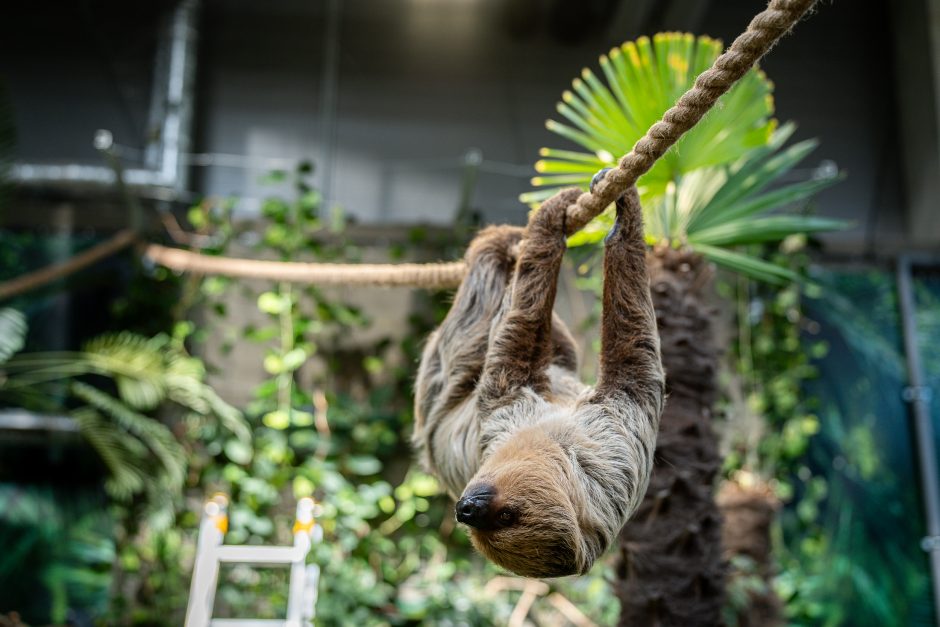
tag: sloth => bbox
[413,169,665,578]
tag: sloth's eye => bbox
[497,509,516,525]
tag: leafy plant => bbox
[525,33,845,283]
[0,326,247,502]
[773,271,936,626]
[106,164,621,625]
[0,486,114,624]
[0,307,26,363]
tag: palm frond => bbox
[0,308,27,363]
[524,33,846,284]
[4,332,249,441]
[523,33,775,208]
[71,381,186,491]
[693,244,800,285]
[82,333,169,410]
[689,216,850,248]
[72,407,149,500]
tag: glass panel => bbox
[787,269,935,625]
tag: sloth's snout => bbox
[456,494,492,527]
[456,486,495,529]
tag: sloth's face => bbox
[457,432,587,578]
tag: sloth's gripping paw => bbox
[529,187,581,242]
[591,167,643,245]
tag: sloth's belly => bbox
[426,396,484,499]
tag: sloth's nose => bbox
[456,493,493,528]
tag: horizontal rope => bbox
[143,243,467,288]
[0,230,137,301]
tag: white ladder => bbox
[184,494,322,627]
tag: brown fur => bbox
[413,183,665,578]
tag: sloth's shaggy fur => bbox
[413,183,665,578]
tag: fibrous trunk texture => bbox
[717,478,782,627]
[617,247,725,626]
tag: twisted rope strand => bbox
[143,243,468,289]
[564,0,817,235]
[0,230,137,300]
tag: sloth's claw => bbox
[590,167,614,193]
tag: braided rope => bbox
[0,230,137,300]
[143,242,468,289]
[564,0,817,234]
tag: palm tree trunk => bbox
[617,247,726,626]
[717,477,782,627]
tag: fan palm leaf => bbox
[524,34,775,205]
[71,381,186,492]
[524,33,846,283]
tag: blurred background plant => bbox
[0,307,248,623]
[90,165,620,625]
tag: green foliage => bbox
[718,239,825,481]
[0,307,26,363]
[0,329,247,505]
[109,165,618,625]
[524,32,845,283]
[0,486,113,624]
[720,259,937,625]
[772,272,936,626]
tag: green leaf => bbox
[690,216,850,247]
[689,175,843,236]
[0,308,27,363]
[257,291,289,315]
[73,408,147,500]
[262,410,290,430]
[291,410,314,427]
[693,244,800,285]
[282,347,307,371]
[224,439,253,464]
[263,354,284,375]
[71,381,185,490]
[527,33,776,211]
[345,455,382,475]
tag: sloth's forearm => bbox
[593,188,664,416]
[478,239,564,413]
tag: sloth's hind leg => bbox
[414,226,523,430]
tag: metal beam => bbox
[896,255,940,626]
[11,0,200,197]
[0,409,80,433]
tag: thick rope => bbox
[143,242,468,289]
[0,230,137,300]
[564,0,817,234]
[0,0,816,297]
